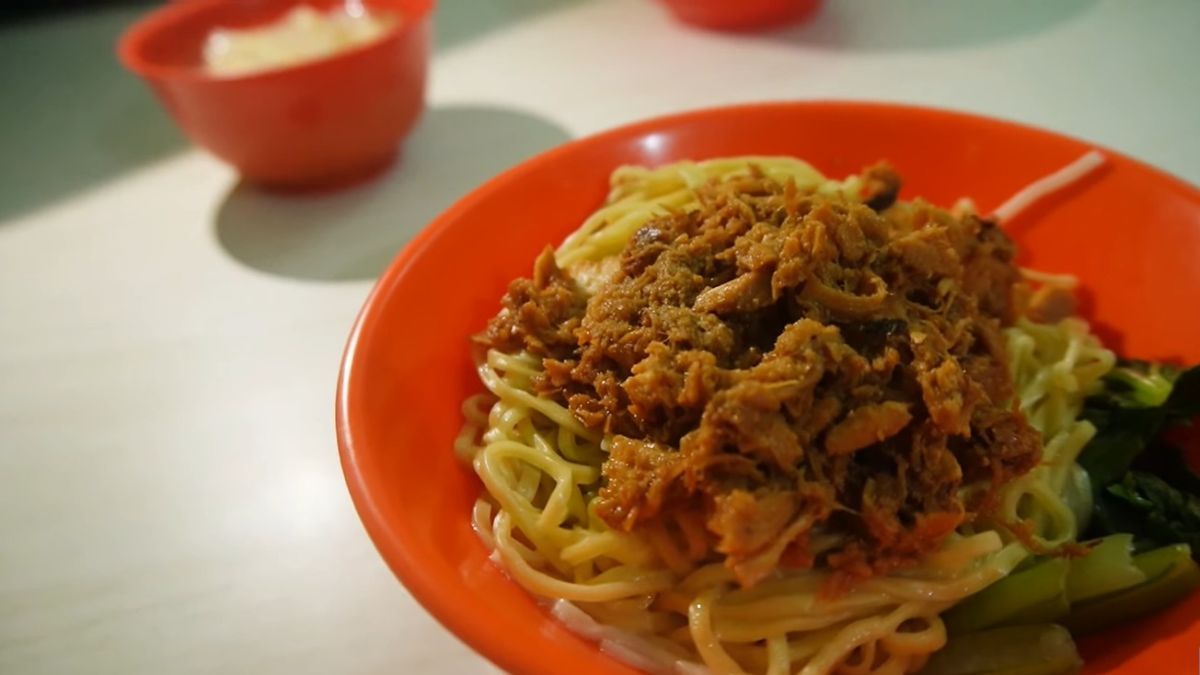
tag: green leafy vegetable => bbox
[1090,486,1161,553]
[1094,360,1177,408]
[1100,472,1200,552]
[944,558,1069,635]
[923,624,1082,675]
[1079,360,1200,555]
[1139,442,1200,496]
[1077,362,1200,488]
[1063,543,1200,636]
[941,537,1195,643]
[1165,364,1200,418]
[1064,534,1144,603]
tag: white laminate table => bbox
[2,1,1198,674]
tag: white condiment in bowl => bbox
[203,3,396,77]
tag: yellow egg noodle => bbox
[455,158,1114,675]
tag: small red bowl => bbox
[657,0,822,31]
[337,102,1200,675]
[118,0,433,188]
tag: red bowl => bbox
[336,102,1200,675]
[658,0,822,31]
[118,0,433,188]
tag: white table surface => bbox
[2,1,1198,673]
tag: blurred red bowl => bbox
[658,0,822,31]
[118,0,433,188]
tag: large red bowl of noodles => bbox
[336,102,1200,675]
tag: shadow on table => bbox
[213,104,573,282]
[767,0,1097,52]
[0,2,185,223]
[0,0,582,225]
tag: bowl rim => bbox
[335,100,1200,675]
[116,0,434,84]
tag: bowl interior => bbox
[120,0,432,75]
[338,102,1200,675]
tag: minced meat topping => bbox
[480,165,1041,586]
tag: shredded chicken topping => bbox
[481,165,1041,586]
